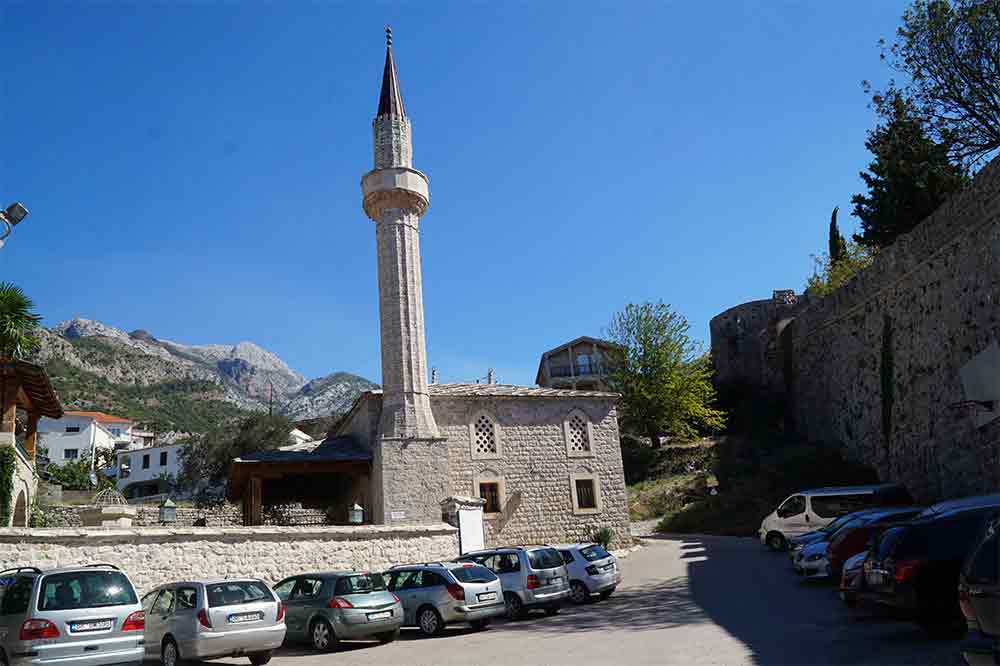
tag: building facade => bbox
[37,411,136,466]
[114,442,185,499]
[535,336,621,391]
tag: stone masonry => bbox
[0,524,458,594]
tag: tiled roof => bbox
[426,384,619,399]
[64,411,132,424]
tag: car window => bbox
[206,581,273,608]
[176,587,197,610]
[422,572,446,588]
[493,553,521,574]
[152,588,175,615]
[450,565,497,584]
[966,524,999,584]
[559,550,574,564]
[141,590,160,612]
[392,571,423,591]
[777,496,806,518]
[811,494,872,518]
[290,577,323,600]
[528,548,564,570]
[334,574,387,595]
[580,545,612,562]
[272,578,296,602]
[38,571,137,611]
[0,577,33,615]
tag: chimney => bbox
[487,368,494,385]
[431,367,438,384]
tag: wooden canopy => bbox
[1,361,63,463]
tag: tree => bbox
[178,413,292,491]
[874,0,1000,165]
[828,207,848,265]
[806,241,876,298]
[0,282,41,360]
[851,93,967,249]
[606,302,725,446]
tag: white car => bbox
[555,543,621,604]
[792,540,831,580]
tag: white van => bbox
[758,484,911,551]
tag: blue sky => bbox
[1,1,908,385]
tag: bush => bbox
[588,527,615,550]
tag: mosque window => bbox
[564,410,593,457]
[469,411,501,459]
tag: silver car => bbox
[0,564,145,666]
[457,546,571,620]
[384,562,505,636]
[272,572,402,652]
[141,579,284,666]
[556,543,621,604]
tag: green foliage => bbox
[806,241,876,298]
[828,207,848,264]
[587,526,615,550]
[178,413,294,490]
[851,92,968,249]
[29,498,49,528]
[0,282,41,360]
[46,457,115,492]
[874,0,1000,165]
[0,446,14,525]
[43,349,252,435]
[607,302,726,445]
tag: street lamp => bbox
[0,202,29,249]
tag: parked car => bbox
[383,562,504,636]
[788,509,884,562]
[863,504,998,637]
[759,483,912,551]
[826,507,923,579]
[958,511,1000,665]
[839,550,869,607]
[272,571,401,652]
[456,546,571,620]
[0,564,145,666]
[141,578,284,666]
[555,543,621,604]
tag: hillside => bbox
[30,318,378,435]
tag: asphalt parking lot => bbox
[210,533,966,665]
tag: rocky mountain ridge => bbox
[32,318,378,431]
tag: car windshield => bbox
[820,513,855,533]
[580,545,612,562]
[830,518,865,538]
[450,565,498,584]
[528,548,564,570]
[335,574,387,595]
[39,571,137,611]
[206,581,273,608]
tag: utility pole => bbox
[267,379,274,416]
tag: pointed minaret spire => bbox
[377,26,405,118]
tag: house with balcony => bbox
[535,336,623,391]
[37,411,137,466]
[115,441,185,499]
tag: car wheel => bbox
[376,628,400,644]
[248,652,272,666]
[417,606,445,637]
[504,592,526,621]
[544,605,561,616]
[599,587,616,601]
[310,618,337,652]
[469,619,490,631]
[161,638,182,666]
[766,532,787,552]
[569,580,589,604]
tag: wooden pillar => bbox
[0,378,18,446]
[24,412,39,461]
[243,477,262,526]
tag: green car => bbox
[272,572,402,652]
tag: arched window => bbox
[469,411,501,460]
[563,409,593,458]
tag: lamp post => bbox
[0,202,29,249]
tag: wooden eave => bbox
[0,361,63,418]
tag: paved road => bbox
[213,535,965,665]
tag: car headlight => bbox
[806,554,823,562]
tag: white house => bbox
[115,442,185,499]
[37,411,136,467]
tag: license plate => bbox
[550,577,562,585]
[367,611,392,621]
[602,565,614,572]
[228,612,263,624]
[478,592,497,602]
[71,619,113,632]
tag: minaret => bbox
[362,27,441,442]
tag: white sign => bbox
[390,510,406,521]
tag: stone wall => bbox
[789,156,1000,502]
[433,396,632,549]
[0,523,458,594]
[40,503,244,528]
[9,444,34,528]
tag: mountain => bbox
[31,318,378,435]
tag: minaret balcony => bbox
[361,166,429,219]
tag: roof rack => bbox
[0,566,42,576]
[84,563,121,571]
[389,562,448,569]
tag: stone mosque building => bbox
[234,33,630,547]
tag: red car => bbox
[827,507,922,579]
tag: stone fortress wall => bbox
[711,155,1000,502]
[0,524,458,594]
